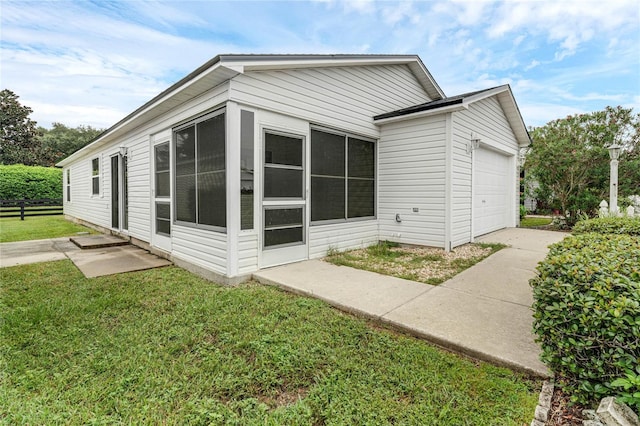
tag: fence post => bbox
[20,199,25,221]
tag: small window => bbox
[240,110,254,230]
[66,169,71,202]
[91,158,100,195]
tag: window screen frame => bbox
[91,157,100,196]
[172,107,227,232]
[310,126,376,225]
[66,169,71,202]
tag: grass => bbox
[326,241,505,285]
[0,215,97,243]
[520,216,553,228]
[1,261,540,425]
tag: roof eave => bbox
[374,103,467,125]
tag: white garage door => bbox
[474,148,511,237]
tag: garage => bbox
[473,147,512,237]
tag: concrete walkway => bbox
[254,228,567,377]
[0,235,171,277]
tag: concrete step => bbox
[70,235,129,249]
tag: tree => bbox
[38,123,104,166]
[525,106,640,224]
[0,89,41,165]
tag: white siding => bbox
[451,96,519,246]
[229,65,432,138]
[64,83,231,275]
[378,115,447,247]
[238,233,258,275]
[309,220,379,259]
[64,154,110,229]
[171,225,227,274]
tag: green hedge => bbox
[573,216,640,236]
[0,164,62,200]
[531,233,640,406]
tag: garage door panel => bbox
[474,148,510,237]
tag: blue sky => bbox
[1,0,638,129]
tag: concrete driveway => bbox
[254,228,568,377]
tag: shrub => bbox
[531,233,640,406]
[0,164,62,200]
[573,216,640,236]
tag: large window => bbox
[174,109,226,229]
[311,128,375,222]
[91,158,99,195]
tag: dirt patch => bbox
[325,242,503,285]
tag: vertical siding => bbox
[451,96,519,246]
[378,115,447,247]
[308,221,379,259]
[229,65,432,138]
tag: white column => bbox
[610,158,619,215]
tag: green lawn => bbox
[0,215,97,243]
[1,262,540,425]
[520,217,553,228]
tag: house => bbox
[58,54,530,284]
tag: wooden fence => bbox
[0,199,63,220]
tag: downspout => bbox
[444,113,453,252]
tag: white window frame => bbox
[91,157,100,196]
[310,126,376,225]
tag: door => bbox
[474,147,510,236]
[111,155,119,229]
[111,153,129,231]
[151,140,172,252]
[261,130,307,267]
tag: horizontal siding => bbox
[64,84,230,274]
[451,96,519,246]
[230,64,431,138]
[238,233,258,275]
[378,115,446,248]
[309,220,379,259]
[171,226,227,274]
[64,156,110,228]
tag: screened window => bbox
[155,142,170,198]
[311,129,375,222]
[91,158,99,195]
[240,110,254,230]
[264,132,303,199]
[174,110,226,229]
[66,169,71,202]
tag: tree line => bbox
[0,89,104,167]
[524,105,639,225]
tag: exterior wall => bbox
[64,155,110,229]
[229,64,432,139]
[64,82,231,276]
[309,221,379,259]
[63,63,438,278]
[451,96,519,246]
[378,114,447,247]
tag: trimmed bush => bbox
[531,233,640,406]
[0,164,62,200]
[573,216,640,236]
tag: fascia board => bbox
[58,62,238,167]
[374,103,466,125]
